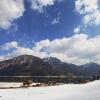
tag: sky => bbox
[0,0,100,65]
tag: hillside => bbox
[0,55,100,78]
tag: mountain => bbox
[0,55,58,76]
[80,62,100,75]
[0,55,79,76]
[43,57,81,75]
[0,55,100,77]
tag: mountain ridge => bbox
[0,55,100,77]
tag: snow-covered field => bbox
[0,80,100,100]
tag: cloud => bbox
[1,34,100,65]
[51,17,60,25]
[30,0,62,12]
[83,11,100,25]
[0,0,25,29]
[33,34,100,65]
[73,27,81,34]
[75,0,100,26]
[75,0,98,14]
[0,41,18,50]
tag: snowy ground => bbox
[0,82,21,88]
[0,81,100,100]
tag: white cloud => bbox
[0,0,25,29]
[0,41,18,50]
[32,34,100,65]
[1,34,100,65]
[51,17,60,25]
[83,11,100,25]
[75,0,100,26]
[75,0,98,14]
[73,27,81,34]
[30,0,62,12]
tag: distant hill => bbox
[80,62,100,75]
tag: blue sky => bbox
[0,0,81,45]
[0,0,100,65]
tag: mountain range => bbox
[0,55,100,76]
